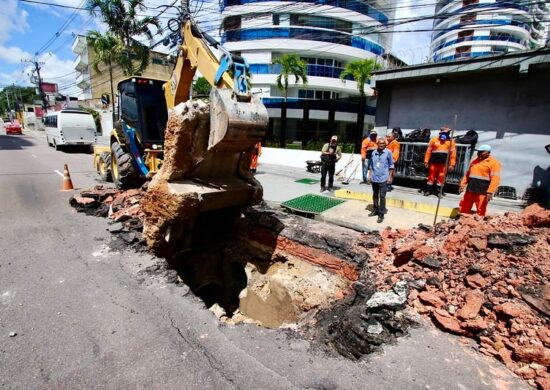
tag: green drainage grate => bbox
[281,194,345,214]
[295,178,320,185]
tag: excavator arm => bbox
[141,18,269,256]
[164,21,235,109]
[163,20,266,152]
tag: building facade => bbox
[71,35,173,104]
[219,0,395,149]
[373,49,550,196]
[431,0,550,62]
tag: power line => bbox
[34,0,86,56]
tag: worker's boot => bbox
[423,184,433,196]
[436,185,446,197]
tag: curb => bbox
[334,189,459,218]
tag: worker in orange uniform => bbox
[360,130,377,184]
[423,126,456,197]
[386,130,400,191]
[250,141,262,173]
[459,144,501,216]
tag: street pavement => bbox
[257,162,522,232]
[0,129,527,389]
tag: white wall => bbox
[261,147,364,178]
[260,130,550,196]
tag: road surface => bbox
[0,130,526,389]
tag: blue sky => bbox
[0,0,433,96]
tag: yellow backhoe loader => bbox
[93,16,268,246]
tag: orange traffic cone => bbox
[61,164,74,191]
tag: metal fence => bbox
[394,142,473,185]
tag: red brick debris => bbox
[365,204,550,389]
[71,187,550,388]
[69,185,145,221]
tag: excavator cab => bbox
[107,77,169,188]
[117,78,167,148]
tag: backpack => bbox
[405,128,430,142]
[455,130,478,147]
[392,127,404,141]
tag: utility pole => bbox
[23,58,47,112]
[5,89,11,112]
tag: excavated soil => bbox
[68,99,549,389]
[71,189,550,388]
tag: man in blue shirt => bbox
[367,138,395,223]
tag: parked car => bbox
[44,109,97,150]
[4,120,22,135]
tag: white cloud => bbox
[0,45,32,64]
[0,0,30,45]
[390,0,435,65]
[38,52,80,95]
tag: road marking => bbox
[32,154,37,159]
[54,170,64,177]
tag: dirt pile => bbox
[308,279,416,359]
[140,100,263,257]
[70,186,146,251]
[70,183,550,387]
[364,204,550,389]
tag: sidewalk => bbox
[257,162,524,232]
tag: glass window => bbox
[317,58,325,65]
[325,59,333,66]
[315,91,323,99]
[273,14,279,25]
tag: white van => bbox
[45,109,97,150]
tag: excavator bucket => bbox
[208,88,268,152]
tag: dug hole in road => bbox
[71,102,550,388]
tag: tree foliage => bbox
[273,54,308,99]
[193,77,212,96]
[86,31,123,74]
[0,86,39,117]
[86,0,161,75]
[339,58,381,97]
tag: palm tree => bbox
[86,0,160,75]
[273,54,308,148]
[86,31,123,119]
[340,58,381,153]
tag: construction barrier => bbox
[395,142,473,185]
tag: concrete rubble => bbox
[70,187,550,388]
[363,204,550,389]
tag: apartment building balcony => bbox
[221,0,389,24]
[222,28,384,55]
[74,53,89,72]
[249,63,355,80]
[76,72,90,89]
[71,35,87,55]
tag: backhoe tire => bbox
[111,142,141,189]
[98,151,112,182]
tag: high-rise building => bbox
[431,0,550,62]
[219,0,394,149]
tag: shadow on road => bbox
[0,135,35,150]
[56,145,94,155]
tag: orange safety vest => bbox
[361,139,377,159]
[460,155,501,194]
[387,139,400,163]
[424,136,457,166]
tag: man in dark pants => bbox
[367,138,395,223]
[320,135,342,192]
